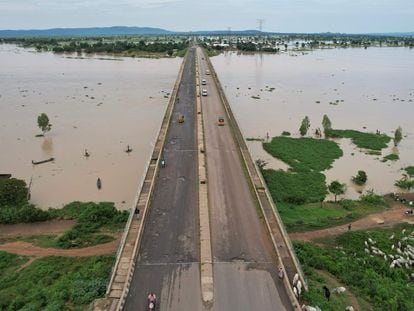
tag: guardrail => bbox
[202,49,307,308]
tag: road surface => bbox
[124,47,203,311]
[197,47,292,311]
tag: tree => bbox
[328,180,346,202]
[394,126,402,146]
[322,114,332,136]
[299,116,310,136]
[352,170,367,185]
[0,178,29,207]
[37,113,52,134]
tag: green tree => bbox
[299,116,311,136]
[322,114,332,136]
[0,178,28,207]
[394,126,402,146]
[37,113,52,134]
[352,170,367,185]
[328,180,346,202]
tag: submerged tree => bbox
[394,126,402,146]
[299,116,311,136]
[322,114,332,136]
[328,180,346,202]
[352,170,367,185]
[37,113,52,135]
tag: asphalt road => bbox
[197,47,292,311]
[124,47,203,311]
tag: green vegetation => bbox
[262,137,342,204]
[300,267,371,311]
[322,114,332,136]
[281,131,291,136]
[383,153,399,161]
[328,180,346,202]
[0,178,29,207]
[352,170,367,185]
[395,177,414,191]
[394,126,402,146]
[295,224,414,311]
[278,198,385,232]
[326,129,391,151]
[405,166,414,176]
[299,116,311,136]
[37,113,51,134]
[0,252,114,310]
[246,137,264,141]
[2,36,190,58]
[263,136,343,173]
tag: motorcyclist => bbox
[147,292,157,310]
[161,159,165,167]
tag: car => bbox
[218,117,225,126]
[205,70,210,75]
[201,89,208,96]
[201,79,207,85]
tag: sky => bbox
[0,0,413,33]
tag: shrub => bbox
[352,170,367,185]
[0,178,28,207]
[360,190,384,205]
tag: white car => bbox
[205,70,210,75]
[201,79,207,85]
[201,89,208,96]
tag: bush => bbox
[352,170,367,185]
[0,205,50,224]
[0,178,28,207]
[360,190,385,205]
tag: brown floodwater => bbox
[212,48,414,199]
[0,44,181,209]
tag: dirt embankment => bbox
[0,219,120,258]
[290,201,413,241]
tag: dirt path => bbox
[0,237,120,257]
[290,202,413,241]
[0,219,75,238]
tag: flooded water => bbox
[212,48,414,199]
[0,44,181,209]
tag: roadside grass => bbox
[295,224,414,311]
[326,129,391,151]
[263,136,343,172]
[0,252,114,310]
[278,200,386,232]
[262,169,327,204]
[300,267,372,311]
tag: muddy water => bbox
[212,48,414,199]
[0,44,181,209]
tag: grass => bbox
[327,129,391,151]
[405,166,414,176]
[383,153,399,161]
[278,199,386,232]
[0,252,114,310]
[263,136,343,172]
[263,169,327,204]
[295,224,414,311]
[300,267,372,311]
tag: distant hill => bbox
[0,26,172,37]
[0,26,412,38]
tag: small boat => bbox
[97,178,102,190]
[32,157,54,165]
[125,145,132,153]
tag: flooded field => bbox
[212,48,414,199]
[0,44,181,209]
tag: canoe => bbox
[32,157,54,165]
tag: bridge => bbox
[94,46,305,311]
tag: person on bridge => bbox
[147,292,157,309]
